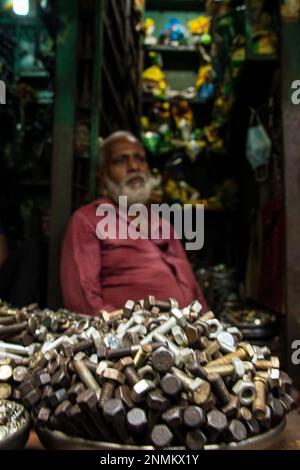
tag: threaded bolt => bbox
[99,381,115,408]
[124,366,140,387]
[253,377,267,420]
[204,362,253,377]
[255,357,280,370]
[205,344,251,367]
[73,339,94,355]
[207,373,231,405]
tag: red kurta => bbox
[60,198,206,316]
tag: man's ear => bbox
[98,169,108,197]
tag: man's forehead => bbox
[108,137,145,156]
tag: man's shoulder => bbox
[71,198,114,224]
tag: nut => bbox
[206,319,224,339]
[232,380,256,406]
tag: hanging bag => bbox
[246,109,271,182]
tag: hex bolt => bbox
[255,357,280,370]
[0,321,28,338]
[133,345,151,369]
[204,360,253,378]
[253,377,267,420]
[237,406,253,423]
[224,419,248,443]
[123,300,135,318]
[76,389,116,442]
[259,405,272,430]
[185,359,208,380]
[0,341,29,357]
[140,318,177,345]
[62,331,101,357]
[99,368,125,408]
[186,430,207,450]
[143,295,156,311]
[36,407,51,428]
[205,340,221,358]
[206,409,228,443]
[67,383,86,404]
[244,416,261,436]
[190,383,212,408]
[152,333,180,356]
[171,367,207,393]
[171,325,188,347]
[72,360,100,392]
[147,389,170,432]
[205,343,254,367]
[35,370,51,388]
[106,345,140,361]
[55,400,80,436]
[279,372,292,395]
[0,351,29,366]
[13,366,28,383]
[115,357,140,387]
[115,384,135,409]
[221,395,240,419]
[69,403,98,440]
[196,350,212,365]
[152,346,174,373]
[268,397,285,425]
[280,393,296,412]
[185,324,201,347]
[51,369,71,391]
[183,406,206,429]
[131,379,155,403]
[126,407,147,435]
[22,388,41,409]
[207,373,231,405]
[49,388,68,408]
[103,398,132,444]
[162,406,185,444]
[160,373,182,397]
[151,424,174,448]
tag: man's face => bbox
[103,136,152,205]
[105,137,149,187]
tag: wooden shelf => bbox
[146,0,205,11]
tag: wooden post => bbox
[47,0,78,309]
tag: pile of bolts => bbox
[0,297,295,449]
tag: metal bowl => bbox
[0,409,31,450]
[35,418,286,450]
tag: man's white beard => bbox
[105,173,152,206]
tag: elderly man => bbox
[60,131,206,316]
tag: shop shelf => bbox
[146,0,205,11]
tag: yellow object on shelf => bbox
[195,64,214,90]
[188,15,211,35]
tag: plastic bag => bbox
[246,109,271,182]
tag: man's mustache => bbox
[122,172,148,186]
